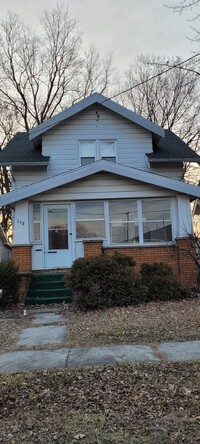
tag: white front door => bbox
[44,205,72,269]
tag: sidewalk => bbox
[1,309,200,373]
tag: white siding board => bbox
[42,106,153,175]
[31,173,175,202]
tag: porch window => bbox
[142,198,172,242]
[32,204,41,241]
[76,201,105,238]
[109,200,139,244]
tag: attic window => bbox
[80,140,116,166]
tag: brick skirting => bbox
[83,238,197,289]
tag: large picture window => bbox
[75,198,172,244]
[76,201,105,238]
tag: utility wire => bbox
[1,51,200,143]
[101,51,200,103]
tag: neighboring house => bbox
[0,92,200,298]
[193,198,200,236]
[0,225,10,262]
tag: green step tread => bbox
[26,296,72,305]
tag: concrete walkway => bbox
[0,309,200,373]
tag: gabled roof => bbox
[0,133,49,168]
[148,130,200,163]
[0,161,199,207]
[29,93,165,140]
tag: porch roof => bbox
[0,161,200,207]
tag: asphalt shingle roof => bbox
[0,132,49,164]
[0,128,199,166]
[148,129,200,162]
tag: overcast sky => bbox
[0,0,197,72]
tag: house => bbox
[0,225,10,262]
[193,197,200,236]
[0,92,200,299]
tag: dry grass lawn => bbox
[0,298,200,443]
[67,298,200,348]
[0,362,200,443]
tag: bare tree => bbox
[0,3,117,234]
[166,0,200,43]
[0,4,116,132]
[122,55,200,148]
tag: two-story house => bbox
[0,93,200,300]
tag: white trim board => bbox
[0,161,200,206]
[29,93,164,140]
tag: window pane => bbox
[76,201,104,220]
[142,199,172,243]
[110,222,139,244]
[100,141,116,157]
[81,157,95,166]
[109,200,137,222]
[142,199,171,221]
[143,222,172,242]
[48,209,68,250]
[76,221,105,238]
[109,200,138,244]
[80,142,95,157]
[33,204,40,241]
[76,201,105,239]
[102,157,116,163]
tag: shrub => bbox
[140,262,187,302]
[64,254,147,311]
[0,260,21,306]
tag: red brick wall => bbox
[12,245,32,273]
[83,240,103,257]
[83,238,197,289]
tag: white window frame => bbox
[79,140,117,166]
[74,198,173,246]
[31,203,42,243]
[75,200,106,240]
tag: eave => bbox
[29,93,165,141]
[0,160,200,207]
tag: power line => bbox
[1,51,200,144]
[101,52,200,103]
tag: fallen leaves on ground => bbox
[67,298,200,348]
[0,362,199,443]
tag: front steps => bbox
[26,272,73,305]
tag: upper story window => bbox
[80,140,116,166]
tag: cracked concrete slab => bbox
[0,349,69,372]
[17,325,66,346]
[31,312,66,325]
[158,340,200,362]
[66,344,159,367]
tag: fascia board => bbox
[148,158,200,163]
[29,93,164,140]
[0,161,200,206]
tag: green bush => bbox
[0,260,21,306]
[140,262,187,302]
[64,254,147,311]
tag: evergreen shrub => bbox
[140,262,187,302]
[0,260,21,306]
[64,253,147,311]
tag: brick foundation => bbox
[11,245,32,302]
[83,238,198,289]
[83,240,103,257]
